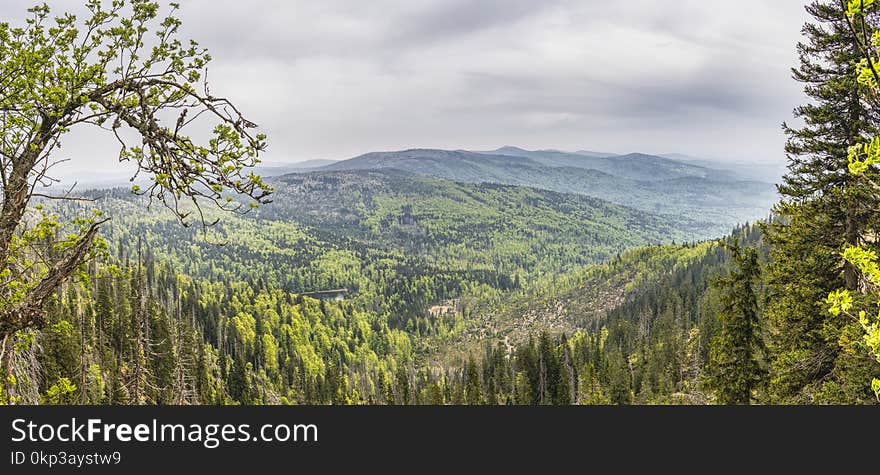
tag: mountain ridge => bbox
[313,147,777,237]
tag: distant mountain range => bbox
[476,146,730,181]
[310,146,777,237]
[60,145,783,189]
[59,158,338,190]
[317,146,780,184]
[320,147,723,182]
[58,145,780,238]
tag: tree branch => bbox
[0,218,108,337]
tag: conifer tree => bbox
[704,241,765,405]
[825,0,880,404]
[465,356,482,405]
[764,0,880,403]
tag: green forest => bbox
[1,0,880,405]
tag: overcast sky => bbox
[3,0,810,175]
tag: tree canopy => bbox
[0,0,271,339]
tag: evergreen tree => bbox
[555,334,574,405]
[537,332,558,405]
[764,0,880,403]
[395,367,410,405]
[825,0,880,404]
[703,242,765,404]
[465,356,482,405]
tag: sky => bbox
[2,0,810,178]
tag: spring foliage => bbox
[825,0,880,401]
[0,0,270,341]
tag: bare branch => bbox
[31,193,95,202]
[0,218,109,336]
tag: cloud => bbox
[0,0,810,176]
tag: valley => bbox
[3,0,879,415]
[9,145,787,405]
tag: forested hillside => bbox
[0,199,732,404]
[0,161,765,405]
[0,168,710,404]
[319,149,776,236]
[425,224,765,404]
[4,215,772,405]
[82,171,694,325]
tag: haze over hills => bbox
[56,144,779,239]
[315,146,777,238]
[55,158,340,191]
[658,153,786,183]
[255,159,339,177]
[59,145,780,197]
[322,146,726,182]
[479,146,730,181]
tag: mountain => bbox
[75,169,698,328]
[481,147,725,181]
[264,169,699,271]
[281,158,338,169]
[320,148,539,181]
[658,153,707,162]
[602,152,728,181]
[486,146,610,167]
[480,146,608,170]
[29,150,785,406]
[29,147,783,407]
[317,148,777,237]
[475,232,748,341]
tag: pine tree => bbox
[464,355,482,405]
[703,241,765,405]
[764,0,880,403]
[395,367,410,405]
[555,334,574,405]
[537,332,558,404]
